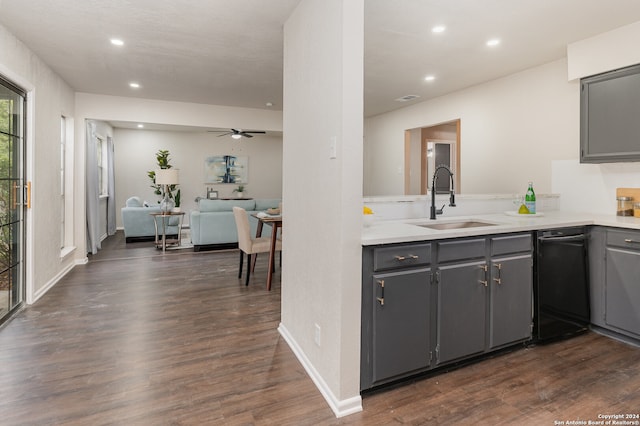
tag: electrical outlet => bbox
[314,323,321,346]
[329,136,337,159]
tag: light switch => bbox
[329,136,337,159]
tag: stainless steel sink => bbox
[416,220,497,230]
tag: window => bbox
[59,115,74,255]
[60,116,66,249]
[97,136,108,196]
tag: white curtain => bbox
[85,120,101,254]
[106,136,116,236]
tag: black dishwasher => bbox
[534,227,590,342]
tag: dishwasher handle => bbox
[538,234,585,243]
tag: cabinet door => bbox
[490,255,533,349]
[605,247,640,337]
[371,268,431,384]
[588,227,607,327]
[436,261,487,365]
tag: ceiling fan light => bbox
[231,133,242,139]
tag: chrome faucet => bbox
[430,164,456,220]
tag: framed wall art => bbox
[203,155,248,184]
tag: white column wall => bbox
[280,0,363,417]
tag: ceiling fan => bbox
[209,128,266,139]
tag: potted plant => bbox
[147,149,179,208]
[233,185,246,198]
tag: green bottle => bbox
[525,182,536,214]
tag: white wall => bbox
[113,128,283,227]
[568,20,640,81]
[0,23,76,302]
[281,0,363,417]
[364,58,579,196]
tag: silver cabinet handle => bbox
[479,264,488,287]
[394,254,419,261]
[493,263,502,284]
[376,279,385,306]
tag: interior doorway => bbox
[404,119,460,195]
[0,76,27,324]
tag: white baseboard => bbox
[30,261,77,304]
[277,322,363,418]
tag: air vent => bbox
[395,94,420,102]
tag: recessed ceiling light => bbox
[424,75,436,82]
[137,124,144,128]
[431,25,446,33]
[129,82,140,89]
[110,38,124,46]
[486,38,501,47]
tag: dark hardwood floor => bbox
[0,231,639,425]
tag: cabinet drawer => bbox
[373,243,431,271]
[491,233,532,256]
[607,228,640,250]
[437,238,486,263]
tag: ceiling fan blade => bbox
[209,129,265,138]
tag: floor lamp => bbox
[155,168,179,213]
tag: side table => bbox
[150,211,185,252]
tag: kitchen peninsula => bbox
[360,195,640,391]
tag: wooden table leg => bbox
[266,223,279,291]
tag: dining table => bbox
[252,213,282,291]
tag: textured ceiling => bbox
[2,0,640,119]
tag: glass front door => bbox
[0,77,26,323]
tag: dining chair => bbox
[233,206,282,286]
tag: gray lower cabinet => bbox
[371,268,431,384]
[436,260,487,364]
[589,226,640,342]
[362,232,533,391]
[361,243,433,390]
[588,226,606,327]
[489,254,533,349]
[604,229,640,338]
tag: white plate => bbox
[504,211,544,217]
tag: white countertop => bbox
[362,211,640,245]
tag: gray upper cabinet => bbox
[580,64,640,163]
